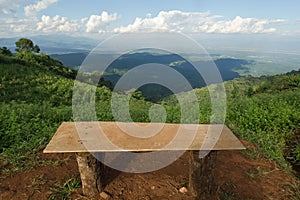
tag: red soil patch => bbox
[0,140,297,200]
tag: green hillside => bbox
[225,71,300,172]
[0,48,156,172]
[0,46,299,178]
[0,51,75,170]
[161,70,300,173]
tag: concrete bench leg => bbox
[76,152,104,198]
[188,150,217,199]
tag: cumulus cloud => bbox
[37,15,79,33]
[0,18,35,37]
[203,16,276,33]
[86,11,118,33]
[0,8,287,37]
[9,23,29,33]
[34,11,119,34]
[24,0,59,17]
[114,10,279,34]
[114,10,214,33]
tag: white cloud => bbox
[146,13,152,18]
[10,23,28,33]
[0,17,35,37]
[81,17,88,23]
[86,11,118,33]
[2,8,16,15]
[36,11,119,34]
[114,10,280,34]
[271,19,287,23]
[0,0,22,16]
[37,15,79,33]
[24,0,59,17]
[114,10,214,33]
[204,16,276,33]
[0,8,289,37]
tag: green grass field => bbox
[0,50,299,179]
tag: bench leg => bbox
[188,150,217,199]
[76,152,104,198]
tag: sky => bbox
[1,0,300,38]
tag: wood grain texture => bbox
[44,122,245,153]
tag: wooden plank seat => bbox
[44,122,245,199]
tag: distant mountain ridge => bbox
[2,34,300,77]
[0,34,100,54]
[50,50,251,101]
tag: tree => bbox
[15,38,40,53]
[0,47,12,56]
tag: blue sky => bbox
[24,0,300,20]
[0,0,300,41]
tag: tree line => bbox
[1,38,40,56]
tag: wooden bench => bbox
[44,122,245,199]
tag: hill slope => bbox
[0,54,75,105]
[0,51,299,199]
[163,69,300,173]
[0,53,77,161]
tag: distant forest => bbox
[51,50,252,101]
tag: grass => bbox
[245,166,279,180]
[217,181,238,200]
[238,142,263,161]
[286,181,300,200]
[0,101,72,174]
[226,88,300,171]
[0,52,299,196]
[48,177,82,200]
[27,175,47,199]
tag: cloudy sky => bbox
[0,0,300,38]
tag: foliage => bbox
[0,44,299,178]
[163,70,300,170]
[0,47,12,56]
[14,52,76,79]
[0,47,76,170]
[286,181,300,200]
[0,62,74,105]
[225,71,300,170]
[48,177,81,200]
[15,38,40,53]
[0,102,72,172]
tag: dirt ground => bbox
[0,140,298,200]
